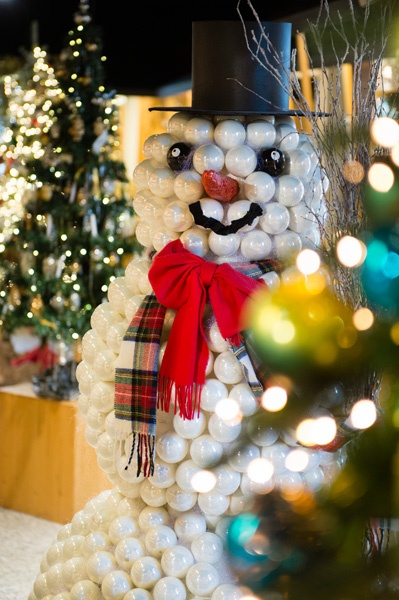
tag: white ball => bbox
[214,119,246,150]
[225,145,257,177]
[190,434,224,468]
[134,220,152,248]
[247,422,279,446]
[132,189,154,218]
[81,532,112,558]
[167,112,192,137]
[108,516,138,545]
[166,483,198,512]
[150,133,179,164]
[86,551,118,585]
[69,579,102,600]
[163,200,195,232]
[274,471,304,493]
[174,512,207,543]
[288,202,317,233]
[175,459,203,493]
[240,472,274,495]
[246,120,276,148]
[153,576,187,600]
[244,171,275,203]
[174,171,204,202]
[261,442,291,472]
[227,200,259,232]
[138,506,170,532]
[288,148,312,177]
[185,563,220,596]
[148,167,176,197]
[156,431,189,463]
[240,229,273,260]
[133,159,157,189]
[213,350,243,385]
[191,532,224,564]
[211,584,247,599]
[208,231,241,257]
[115,537,146,570]
[62,535,85,560]
[173,411,206,439]
[228,443,260,472]
[150,459,177,488]
[144,525,178,558]
[212,464,241,495]
[130,556,162,589]
[200,379,229,412]
[101,569,133,600]
[229,383,258,417]
[106,321,128,354]
[259,202,290,234]
[274,230,302,261]
[261,270,280,290]
[185,117,214,145]
[140,195,169,222]
[139,479,167,507]
[197,492,230,516]
[193,143,225,173]
[151,224,180,252]
[275,122,299,150]
[207,413,242,444]
[161,545,195,578]
[123,588,152,600]
[274,175,304,207]
[199,198,224,221]
[180,226,210,257]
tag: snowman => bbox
[30,19,340,600]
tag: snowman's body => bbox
[30,113,343,600]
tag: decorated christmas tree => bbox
[0,0,141,398]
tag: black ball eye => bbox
[259,147,286,176]
[167,142,193,171]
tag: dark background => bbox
[0,0,376,96]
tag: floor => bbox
[0,507,61,600]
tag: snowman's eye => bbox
[167,142,193,171]
[258,147,286,176]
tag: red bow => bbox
[148,239,266,418]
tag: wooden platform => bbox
[0,382,110,524]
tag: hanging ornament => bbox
[42,255,57,277]
[68,292,81,311]
[68,116,85,141]
[90,246,105,262]
[38,184,53,201]
[50,293,65,312]
[19,251,35,275]
[30,294,44,316]
[9,285,21,307]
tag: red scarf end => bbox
[158,376,202,420]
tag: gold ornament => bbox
[38,185,53,201]
[9,285,21,307]
[68,116,85,141]
[30,294,44,316]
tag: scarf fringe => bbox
[158,376,202,420]
[125,431,155,477]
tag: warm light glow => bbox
[191,470,217,493]
[347,399,377,430]
[368,162,394,192]
[296,249,321,275]
[272,319,295,344]
[352,307,374,331]
[371,116,399,147]
[215,398,242,425]
[343,159,365,184]
[261,386,288,412]
[296,416,337,446]
[285,448,310,472]
[336,235,367,267]
[247,457,274,484]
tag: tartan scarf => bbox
[114,239,281,476]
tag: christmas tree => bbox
[0,0,141,398]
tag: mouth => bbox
[189,200,263,235]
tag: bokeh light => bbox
[296,248,321,275]
[346,399,377,430]
[296,416,337,447]
[352,307,374,331]
[247,457,274,484]
[261,385,288,412]
[191,469,217,493]
[285,448,310,472]
[368,162,395,192]
[371,116,399,148]
[343,159,365,184]
[336,235,367,267]
[215,398,242,425]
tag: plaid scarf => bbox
[114,239,281,476]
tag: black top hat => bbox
[149,20,323,116]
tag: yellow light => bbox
[215,398,242,425]
[371,116,399,147]
[296,416,337,446]
[352,307,374,331]
[336,235,367,267]
[272,319,295,344]
[296,249,321,275]
[285,449,310,472]
[347,399,377,429]
[247,457,274,484]
[368,162,394,192]
[261,386,287,412]
[190,470,217,493]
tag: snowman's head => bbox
[133,112,329,267]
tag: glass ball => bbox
[144,525,178,558]
[212,464,241,495]
[150,133,180,164]
[199,198,224,221]
[275,122,299,151]
[130,556,162,589]
[227,200,259,232]
[133,189,154,219]
[225,145,257,177]
[193,143,225,173]
[180,226,210,258]
[115,537,146,570]
[240,229,273,260]
[62,535,85,560]
[175,459,203,493]
[247,421,279,446]
[174,171,204,202]
[274,230,302,261]
[167,112,192,137]
[185,562,220,596]
[244,170,276,203]
[287,148,312,177]
[123,589,153,600]
[214,119,246,150]
[229,383,258,417]
[148,167,175,198]
[246,120,276,148]
[185,117,215,145]
[197,492,230,516]
[156,431,189,463]
[191,532,224,564]
[133,159,157,189]
[134,220,152,248]
[108,516,138,545]
[153,576,187,600]
[162,201,194,232]
[174,512,207,543]
[150,459,177,488]
[81,532,112,559]
[261,442,291,472]
[86,551,118,585]
[213,350,243,385]
[161,545,194,578]
[140,195,169,222]
[207,413,242,444]
[69,579,102,599]
[173,411,206,439]
[189,434,224,468]
[240,472,274,495]
[228,443,260,472]
[138,506,170,532]
[208,231,241,257]
[139,479,167,507]
[259,202,290,235]
[200,379,229,413]
[101,569,133,600]
[274,175,304,207]
[166,483,197,512]
[288,202,317,233]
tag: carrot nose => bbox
[201,169,239,202]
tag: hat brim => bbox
[148,107,331,117]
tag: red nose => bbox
[201,169,239,202]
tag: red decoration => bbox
[201,169,239,202]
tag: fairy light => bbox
[215,398,242,425]
[371,116,399,147]
[296,248,321,275]
[336,235,367,267]
[247,457,274,484]
[261,385,287,412]
[191,470,217,493]
[296,416,337,446]
[368,161,394,192]
[352,307,374,331]
[346,399,377,429]
[285,448,310,472]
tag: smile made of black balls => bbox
[166,143,287,234]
